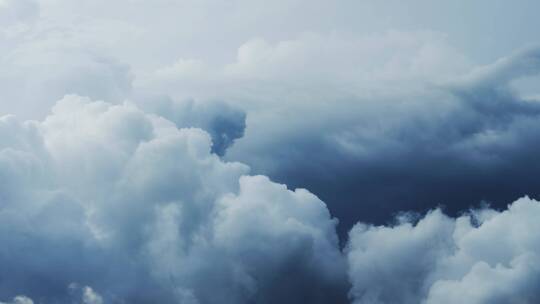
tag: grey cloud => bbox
[7,14,539,240]
[1,2,540,302]
[0,0,39,29]
[2,95,540,304]
[224,44,540,237]
[135,95,246,156]
[0,49,133,119]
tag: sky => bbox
[1,1,540,303]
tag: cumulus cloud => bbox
[347,197,540,304]
[2,96,540,303]
[2,2,540,302]
[0,95,346,303]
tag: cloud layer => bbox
[1,96,540,303]
[1,1,540,303]
[2,0,540,236]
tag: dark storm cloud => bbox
[232,46,540,237]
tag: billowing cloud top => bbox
[348,197,540,304]
[0,96,346,303]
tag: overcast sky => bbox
[1,1,540,303]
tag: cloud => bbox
[2,95,540,304]
[69,284,104,304]
[347,197,540,304]
[136,32,479,232]
[0,0,39,36]
[3,0,540,238]
[0,284,103,304]
[218,41,540,236]
[0,45,133,119]
[135,95,246,156]
[0,296,34,304]
[1,2,540,303]
[0,95,346,303]
[142,31,469,103]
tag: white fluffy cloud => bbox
[0,95,346,303]
[347,197,540,304]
